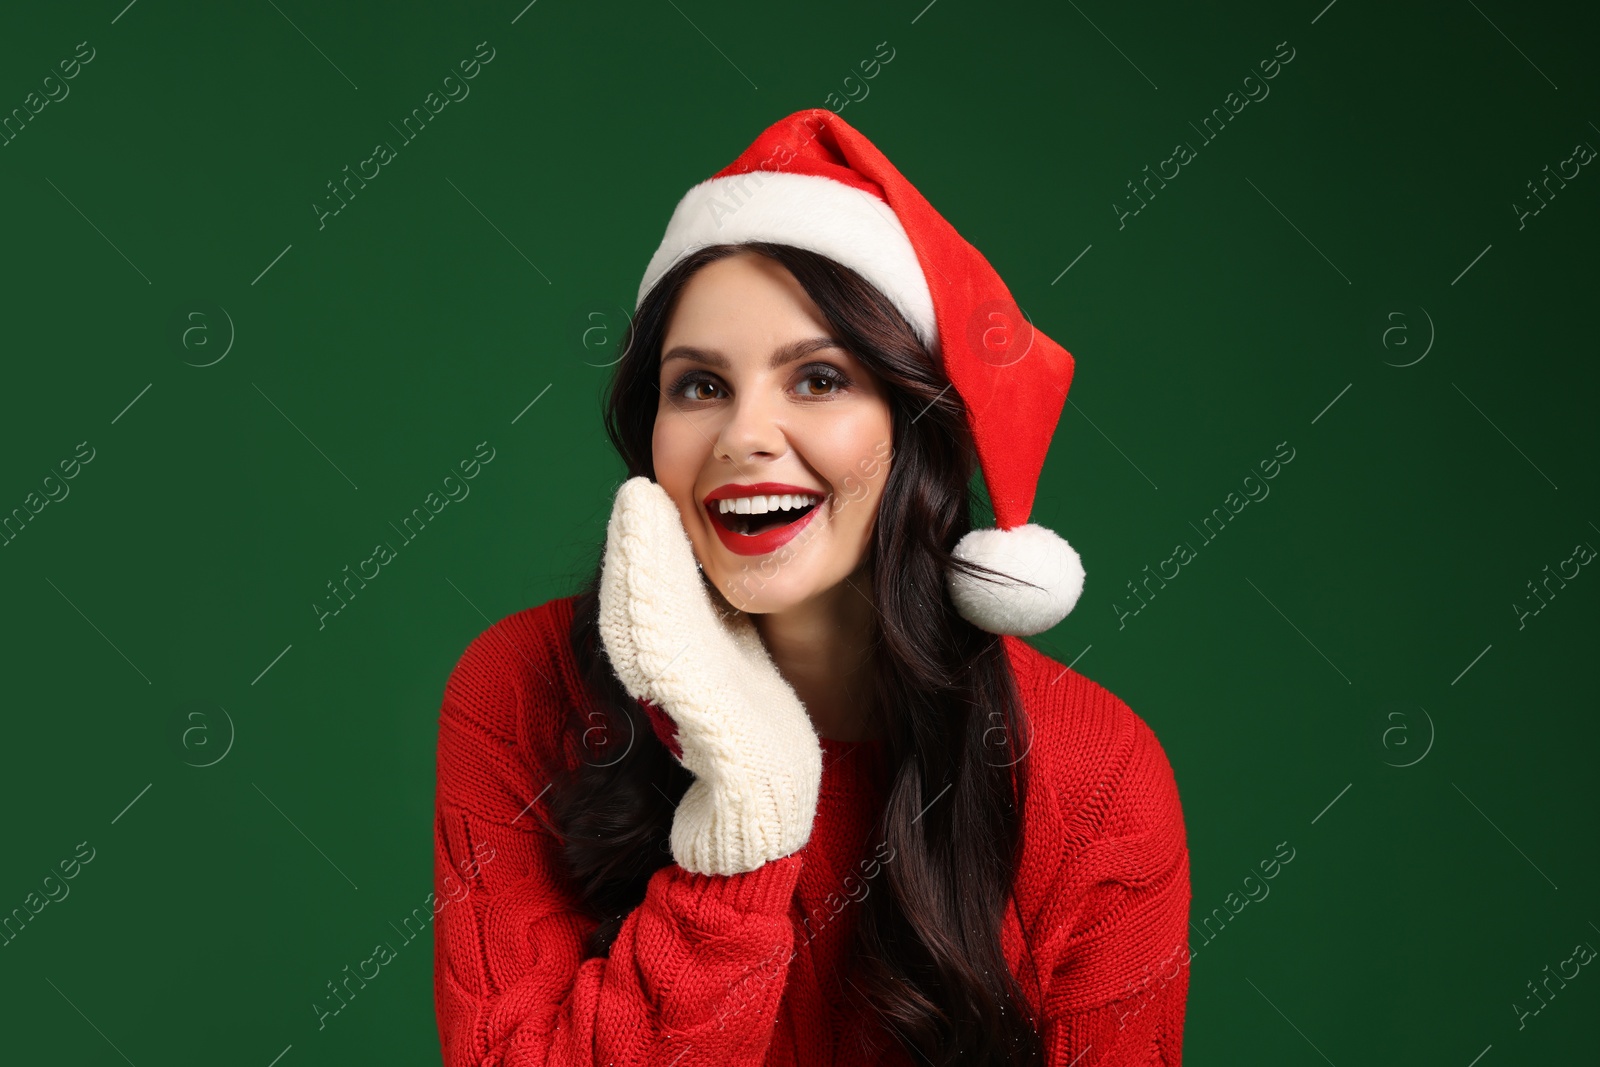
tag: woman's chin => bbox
[710,570,826,616]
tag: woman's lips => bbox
[707,496,825,556]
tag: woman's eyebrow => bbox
[661,336,845,371]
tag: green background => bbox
[2,0,1595,1062]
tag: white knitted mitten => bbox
[597,476,824,876]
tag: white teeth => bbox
[713,492,823,520]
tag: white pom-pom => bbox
[947,524,1086,636]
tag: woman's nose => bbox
[714,391,786,463]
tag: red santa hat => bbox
[635,108,1085,637]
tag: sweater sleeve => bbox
[433,614,806,1066]
[1037,710,1192,1064]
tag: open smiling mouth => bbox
[710,494,822,536]
[704,492,825,559]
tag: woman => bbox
[433,110,1190,1065]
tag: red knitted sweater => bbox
[433,595,1190,1065]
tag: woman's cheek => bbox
[651,419,700,493]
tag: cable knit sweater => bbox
[433,594,1190,1065]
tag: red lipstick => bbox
[704,482,827,557]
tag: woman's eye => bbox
[673,376,722,402]
[796,369,847,397]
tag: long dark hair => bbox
[544,241,1046,1064]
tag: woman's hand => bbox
[597,476,823,876]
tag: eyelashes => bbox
[667,370,721,402]
[797,365,853,394]
[666,363,853,403]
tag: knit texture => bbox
[433,595,1191,1065]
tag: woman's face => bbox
[652,251,895,614]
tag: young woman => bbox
[433,111,1190,1066]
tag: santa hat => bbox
[635,109,1085,637]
